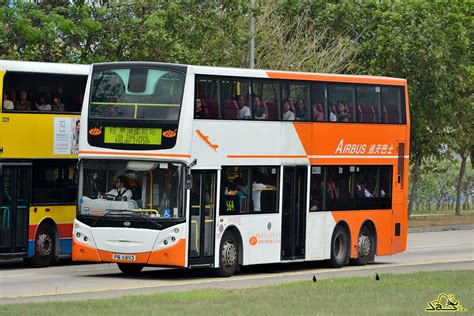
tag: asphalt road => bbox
[1,230,472,304]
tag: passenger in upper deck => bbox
[3,92,14,110]
[282,100,295,121]
[35,95,52,111]
[252,96,268,120]
[16,90,32,111]
[295,98,309,121]
[195,98,204,118]
[236,95,251,119]
[51,95,65,111]
[336,102,350,122]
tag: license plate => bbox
[112,254,136,261]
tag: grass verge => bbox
[409,213,474,227]
[3,271,473,315]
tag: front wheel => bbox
[25,224,56,267]
[117,263,144,275]
[217,232,239,277]
[329,225,349,268]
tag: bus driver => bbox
[104,176,133,201]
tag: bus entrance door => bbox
[0,164,31,257]
[281,166,307,260]
[188,170,216,266]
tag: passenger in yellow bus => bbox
[295,98,309,121]
[16,90,32,110]
[3,92,14,110]
[252,96,268,120]
[52,95,65,111]
[282,100,295,121]
[105,176,133,201]
[35,95,52,111]
[237,95,251,119]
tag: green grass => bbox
[411,208,474,216]
[3,271,473,315]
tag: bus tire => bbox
[217,231,239,277]
[117,263,144,275]
[27,223,56,268]
[352,225,374,266]
[330,225,349,268]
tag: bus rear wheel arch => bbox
[24,222,58,268]
[329,224,350,268]
[352,222,376,266]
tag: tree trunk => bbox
[455,152,467,216]
[408,153,422,217]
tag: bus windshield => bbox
[78,160,184,219]
[90,66,184,120]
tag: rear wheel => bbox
[25,223,56,268]
[217,232,239,277]
[352,226,374,266]
[329,225,349,268]
[117,263,144,275]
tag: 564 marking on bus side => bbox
[112,254,136,261]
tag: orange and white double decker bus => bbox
[0,60,89,266]
[73,62,409,276]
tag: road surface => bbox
[1,230,472,304]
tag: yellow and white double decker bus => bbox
[74,62,409,276]
[0,60,89,266]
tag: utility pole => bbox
[249,0,255,69]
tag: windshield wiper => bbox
[90,209,163,229]
[122,210,163,229]
[90,209,123,227]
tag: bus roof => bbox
[192,65,407,86]
[0,60,90,75]
[90,61,406,86]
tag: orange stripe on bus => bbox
[266,71,406,86]
[79,150,191,158]
[227,155,307,159]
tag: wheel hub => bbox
[222,240,236,267]
[36,232,53,257]
[358,234,371,257]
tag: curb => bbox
[408,224,474,233]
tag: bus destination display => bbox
[104,127,162,145]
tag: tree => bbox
[240,0,357,73]
[307,1,472,216]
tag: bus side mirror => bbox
[185,174,193,190]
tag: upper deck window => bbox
[195,75,407,125]
[2,72,86,113]
[90,67,185,121]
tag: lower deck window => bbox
[310,165,392,211]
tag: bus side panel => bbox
[1,114,78,160]
[305,212,336,261]
[331,210,393,257]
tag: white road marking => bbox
[76,267,118,272]
[408,243,465,249]
[1,258,473,299]
[0,273,35,279]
